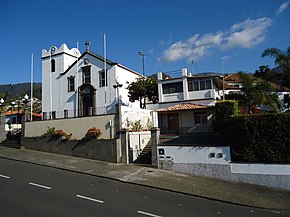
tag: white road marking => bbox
[0,174,10,179]
[76,194,104,204]
[28,182,52,190]
[137,210,162,217]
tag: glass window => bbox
[43,112,47,120]
[195,112,208,124]
[200,80,206,90]
[67,76,75,92]
[99,69,107,87]
[193,81,199,91]
[51,59,55,72]
[64,110,68,118]
[82,66,91,84]
[188,81,193,91]
[162,82,183,94]
[206,79,212,89]
[52,111,56,119]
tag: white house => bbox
[147,68,223,134]
[42,43,142,119]
[223,73,290,112]
[147,68,222,110]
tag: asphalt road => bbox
[0,158,287,217]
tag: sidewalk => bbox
[0,145,289,214]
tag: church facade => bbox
[42,43,141,119]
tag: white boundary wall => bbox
[25,115,116,140]
[158,145,290,190]
[120,106,158,130]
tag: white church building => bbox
[42,42,142,119]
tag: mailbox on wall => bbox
[158,148,165,155]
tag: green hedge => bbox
[214,100,239,132]
[215,100,240,119]
[220,114,290,163]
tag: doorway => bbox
[79,84,96,116]
[167,113,179,134]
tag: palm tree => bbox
[262,46,290,88]
[262,46,290,67]
[227,72,281,113]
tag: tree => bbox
[253,65,281,83]
[262,46,290,88]
[127,77,158,109]
[227,72,281,113]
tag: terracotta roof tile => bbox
[157,103,210,112]
[224,73,243,82]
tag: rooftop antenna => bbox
[191,60,194,74]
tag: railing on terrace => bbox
[160,124,213,135]
[41,106,116,121]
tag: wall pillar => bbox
[120,129,129,164]
[151,127,160,168]
[182,68,188,100]
[0,112,5,143]
[115,104,124,163]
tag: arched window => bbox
[51,59,55,72]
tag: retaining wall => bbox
[25,114,116,139]
[22,137,118,163]
[158,145,290,191]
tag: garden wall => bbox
[157,145,290,190]
[24,114,116,140]
[22,137,118,163]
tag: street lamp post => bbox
[138,51,146,109]
[0,98,5,143]
[113,78,123,105]
[113,78,123,162]
[0,98,4,112]
[23,94,29,121]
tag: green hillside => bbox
[0,83,42,101]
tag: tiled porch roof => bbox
[157,103,211,112]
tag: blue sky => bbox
[0,0,289,84]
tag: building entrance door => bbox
[79,84,96,117]
[167,113,179,134]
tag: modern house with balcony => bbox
[147,68,223,134]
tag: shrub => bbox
[214,100,239,132]
[85,127,102,140]
[132,120,142,131]
[221,113,290,163]
[42,127,56,137]
[41,127,71,140]
[54,130,66,137]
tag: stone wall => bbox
[25,114,116,139]
[0,114,5,142]
[159,161,290,191]
[22,137,118,163]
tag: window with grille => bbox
[67,76,75,92]
[99,69,107,87]
[82,66,91,84]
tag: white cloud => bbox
[222,18,272,50]
[162,33,223,62]
[276,1,290,14]
[222,56,230,61]
[161,17,272,62]
[159,32,173,46]
[148,48,154,55]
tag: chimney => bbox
[182,68,188,76]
